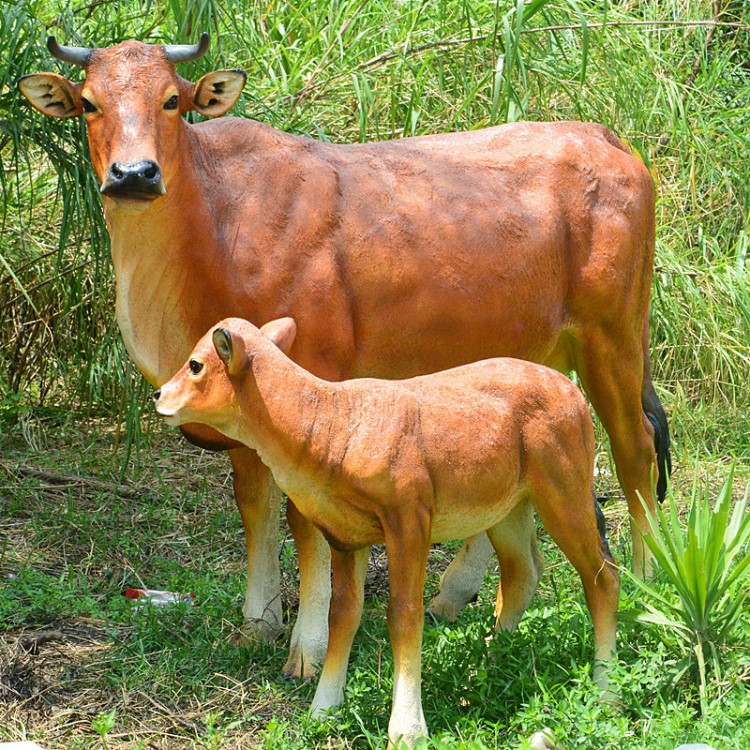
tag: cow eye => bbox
[81,97,97,114]
[164,94,179,110]
[189,359,204,375]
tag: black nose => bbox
[103,160,165,197]
[152,389,161,402]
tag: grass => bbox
[1,417,749,749]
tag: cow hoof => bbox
[425,598,459,623]
[282,656,320,681]
[236,617,284,645]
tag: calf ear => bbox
[260,318,297,354]
[18,73,82,118]
[212,327,248,375]
[191,69,246,117]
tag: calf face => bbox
[154,317,297,430]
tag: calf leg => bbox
[426,533,494,622]
[284,500,332,679]
[229,447,284,640]
[311,546,369,715]
[486,500,544,632]
[531,486,620,691]
[383,514,431,749]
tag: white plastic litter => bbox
[528,728,563,750]
[124,588,194,606]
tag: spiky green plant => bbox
[627,467,750,714]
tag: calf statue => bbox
[154,317,620,748]
[19,34,668,677]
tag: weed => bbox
[626,467,750,714]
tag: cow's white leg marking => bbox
[285,501,332,678]
[426,533,494,621]
[230,448,284,641]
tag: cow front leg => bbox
[284,499,332,679]
[229,446,284,640]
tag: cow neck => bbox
[231,345,341,489]
[103,127,217,385]
[105,131,209,269]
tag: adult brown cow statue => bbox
[19,34,670,678]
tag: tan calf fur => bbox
[154,317,620,748]
[20,35,667,677]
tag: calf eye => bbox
[81,97,97,113]
[189,359,204,375]
[164,94,179,110]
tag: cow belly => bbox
[352,290,565,378]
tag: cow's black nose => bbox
[103,160,165,197]
[152,389,161,402]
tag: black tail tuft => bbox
[643,386,672,503]
[594,493,613,559]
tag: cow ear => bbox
[18,73,82,118]
[191,69,246,117]
[212,327,248,375]
[260,318,297,354]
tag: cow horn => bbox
[47,36,92,67]
[163,33,210,63]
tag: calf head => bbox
[153,317,297,432]
[18,34,246,207]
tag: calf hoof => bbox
[387,727,429,749]
[528,727,561,750]
[310,689,344,719]
[236,616,284,645]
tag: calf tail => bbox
[642,379,671,503]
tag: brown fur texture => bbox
[19,39,667,677]
[155,317,620,748]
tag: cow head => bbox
[18,34,246,207]
[153,317,297,433]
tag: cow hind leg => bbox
[486,499,544,632]
[572,328,660,578]
[426,533,494,622]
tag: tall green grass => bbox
[1,0,749,456]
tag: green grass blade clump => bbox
[627,468,750,713]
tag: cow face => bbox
[18,35,246,208]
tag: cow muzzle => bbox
[101,160,166,201]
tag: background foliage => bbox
[1,0,749,457]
